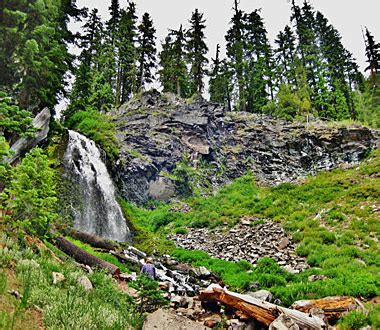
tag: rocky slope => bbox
[111,90,379,204]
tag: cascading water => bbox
[62,130,130,242]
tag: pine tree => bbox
[137,13,157,92]
[243,9,273,112]
[209,44,233,110]
[186,9,209,95]
[65,8,103,119]
[116,4,138,104]
[364,28,380,84]
[159,26,189,98]
[225,0,245,110]
[0,0,83,112]
[274,25,296,86]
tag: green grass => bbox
[124,150,380,306]
[65,237,131,273]
[65,110,120,160]
[0,234,143,329]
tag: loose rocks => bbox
[168,220,307,271]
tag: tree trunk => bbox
[291,296,363,322]
[70,229,119,251]
[54,236,120,276]
[199,285,326,329]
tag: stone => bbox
[308,274,328,282]
[77,275,93,291]
[52,272,65,284]
[226,319,246,330]
[120,272,137,282]
[247,289,273,302]
[124,286,139,298]
[278,237,290,250]
[269,315,299,330]
[142,308,207,330]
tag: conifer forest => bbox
[0,0,379,329]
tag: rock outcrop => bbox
[7,107,51,164]
[111,90,379,204]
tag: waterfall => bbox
[62,130,130,242]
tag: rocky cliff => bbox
[110,90,379,204]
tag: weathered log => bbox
[54,236,120,276]
[291,296,363,321]
[198,285,326,329]
[70,229,119,251]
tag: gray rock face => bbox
[111,91,379,204]
[7,107,51,164]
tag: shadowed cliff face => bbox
[110,91,379,205]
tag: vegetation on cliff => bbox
[124,150,380,307]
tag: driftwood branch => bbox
[291,296,363,321]
[54,236,120,276]
[199,285,326,329]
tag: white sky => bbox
[72,0,380,73]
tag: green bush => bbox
[4,148,58,237]
[338,311,368,329]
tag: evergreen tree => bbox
[186,9,209,95]
[274,25,297,86]
[65,8,103,119]
[364,28,380,84]
[117,3,138,104]
[137,13,157,92]
[243,9,273,112]
[159,26,189,98]
[106,0,120,45]
[0,0,83,112]
[225,0,245,110]
[209,44,233,110]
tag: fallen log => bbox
[54,236,120,276]
[70,229,119,251]
[198,285,326,329]
[291,296,363,322]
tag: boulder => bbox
[52,272,65,284]
[142,308,207,330]
[247,290,273,303]
[269,314,299,330]
[77,275,93,291]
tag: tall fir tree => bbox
[225,0,245,110]
[159,26,189,98]
[364,28,380,85]
[65,8,103,119]
[186,9,209,95]
[116,3,138,105]
[243,9,273,112]
[0,0,83,112]
[137,13,157,92]
[274,25,297,86]
[209,44,233,110]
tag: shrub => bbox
[338,311,368,330]
[4,148,58,237]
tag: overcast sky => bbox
[72,0,380,73]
